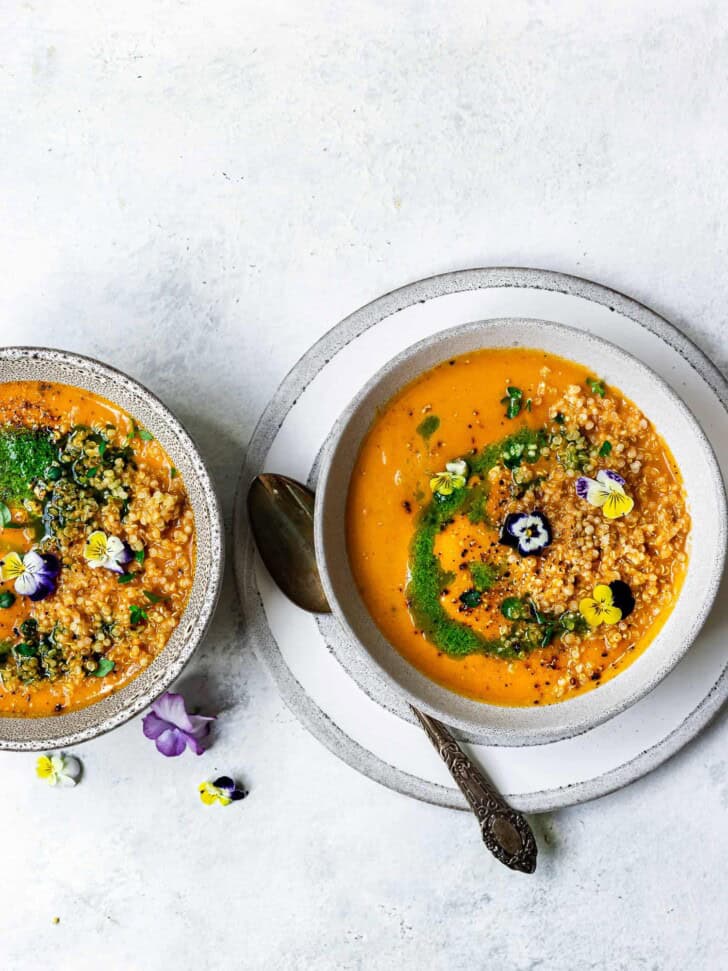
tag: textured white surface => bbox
[1,2,727,969]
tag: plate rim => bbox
[233,267,728,812]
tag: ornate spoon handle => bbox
[412,706,537,873]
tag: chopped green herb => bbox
[0,591,15,609]
[138,429,154,442]
[98,441,107,457]
[170,467,178,479]
[0,502,11,528]
[599,441,612,457]
[142,590,168,604]
[15,643,37,657]
[416,414,440,441]
[500,386,523,419]
[500,597,531,621]
[129,605,148,626]
[86,467,98,478]
[553,413,565,425]
[586,377,606,397]
[118,573,135,584]
[0,428,56,502]
[459,588,482,609]
[90,658,115,677]
[134,549,145,565]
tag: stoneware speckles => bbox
[314,318,726,745]
[0,347,224,750]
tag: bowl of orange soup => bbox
[0,348,223,750]
[314,319,726,744]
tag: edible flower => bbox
[0,550,60,601]
[36,753,81,787]
[499,511,552,556]
[578,582,631,627]
[575,469,634,519]
[430,459,469,497]
[142,691,215,757]
[84,531,133,573]
[199,776,248,806]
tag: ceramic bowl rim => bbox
[314,317,727,745]
[0,345,224,750]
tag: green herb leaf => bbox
[138,429,154,442]
[143,589,168,604]
[0,591,15,609]
[129,605,148,626]
[91,658,115,677]
[0,502,11,527]
[553,413,565,425]
[500,597,530,621]
[500,386,523,420]
[586,377,606,397]
[170,467,178,479]
[599,440,612,457]
[416,415,440,441]
[134,549,145,565]
[98,441,107,457]
[86,467,98,478]
[15,643,37,657]
[459,588,482,609]
[118,572,135,584]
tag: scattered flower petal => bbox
[142,691,215,757]
[579,583,623,627]
[499,511,552,556]
[84,531,133,573]
[36,753,81,787]
[0,550,60,601]
[199,776,248,806]
[575,469,634,519]
[430,459,469,497]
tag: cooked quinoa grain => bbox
[0,381,195,716]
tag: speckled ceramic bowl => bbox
[315,319,727,745]
[0,347,224,750]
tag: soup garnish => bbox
[347,348,690,707]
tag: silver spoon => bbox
[247,473,538,873]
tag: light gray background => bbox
[2,2,727,969]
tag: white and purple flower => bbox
[499,511,552,556]
[83,531,133,573]
[575,469,634,520]
[142,691,215,757]
[0,550,60,601]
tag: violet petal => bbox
[142,710,169,740]
[155,727,188,757]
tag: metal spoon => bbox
[248,473,538,873]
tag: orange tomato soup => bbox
[346,348,689,706]
[0,381,195,716]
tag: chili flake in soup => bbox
[346,348,690,707]
[0,381,195,716]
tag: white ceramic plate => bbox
[233,268,728,812]
[314,318,725,745]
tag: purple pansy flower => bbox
[142,691,215,757]
[0,550,60,601]
[575,469,634,519]
[499,511,552,556]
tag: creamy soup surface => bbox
[346,348,690,707]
